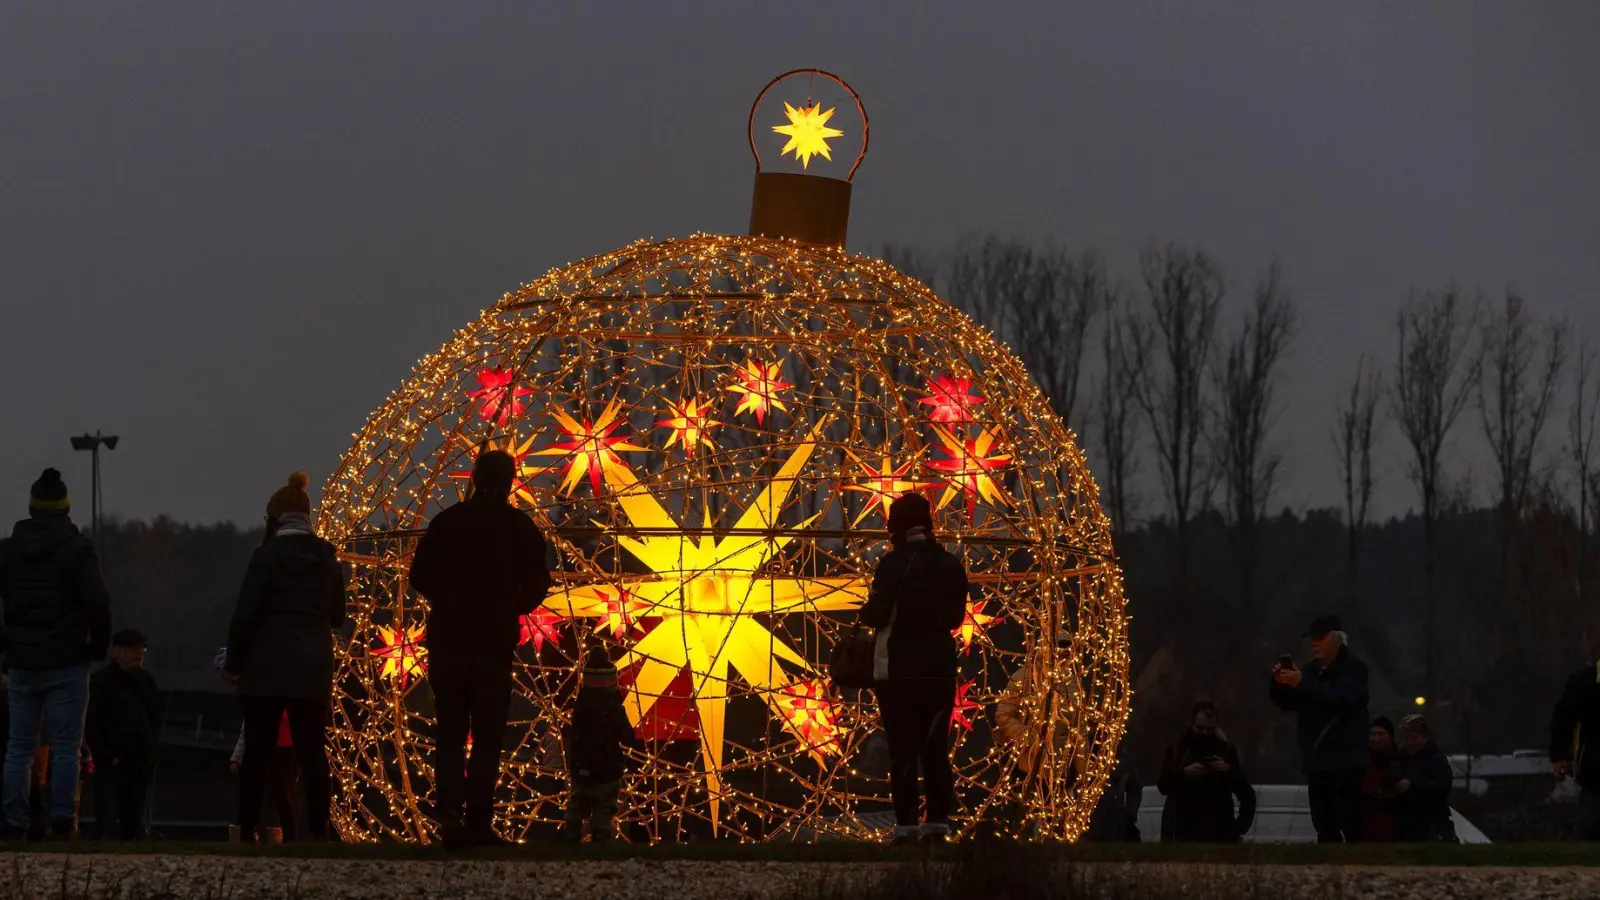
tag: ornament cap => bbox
[747,69,867,248]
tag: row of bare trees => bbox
[894,237,1600,725]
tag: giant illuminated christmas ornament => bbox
[321,69,1129,844]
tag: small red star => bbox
[950,680,982,732]
[467,366,533,427]
[918,374,985,424]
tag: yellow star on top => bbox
[772,102,844,170]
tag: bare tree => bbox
[941,236,1029,338]
[1129,242,1226,578]
[1391,286,1481,701]
[1331,354,1384,596]
[1210,262,1297,610]
[1476,291,1568,579]
[1092,299,1144,536]
[1012,249,1109,429]
[1572,339,1600,607]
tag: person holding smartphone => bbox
[1156,701,1256,842]
[1270,614,1371,843]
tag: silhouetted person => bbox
[1388,714,1455,842]
[1270,614,1370,842]
[0,468,112,841]
[1550,623,1600,840]
[1157,701,1256,843]
[224,472,346,842]
[86,629,160,840]
[409,450,550,849]
[230,711,298,841]
[858,493,968,845]
[560,650,639,843]
[1361,716,1399,842]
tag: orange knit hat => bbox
[266,471,312,520]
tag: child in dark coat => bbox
[561,651,640,842]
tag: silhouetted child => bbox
[560,651,639,843]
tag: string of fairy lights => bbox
[317,234,1130,844]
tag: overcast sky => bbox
[2,2,1596,526]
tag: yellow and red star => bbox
[726,359,793,426]
[928,426,1012,520]
[775,679,840,764]
[954,599,999,655]
[657,397,722,457]
[532,397,647,496]
[840,452,936,526]
[950,680,982,732]
[373,623,427,690]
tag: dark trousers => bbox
[238,697,330,839]
[876,678,956,827]
[1307,768,1365,843]
[562,779,620,842]
[429,652,513,832]
[268,746,300,840]
[93,754,152,840]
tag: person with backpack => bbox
[857,493,968,845]
[0,469,112,841]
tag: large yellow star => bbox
[542,418,865,829]
[771,101,844,169]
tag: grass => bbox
[17,837,1600,868]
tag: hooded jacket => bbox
[0,515,112,669]
[1269,645,1371,772]
[225,525,347,701]
[857,531,967,682]
[408,494,551,663]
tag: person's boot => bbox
[468,822,509,847]
[439,815,473,852]
[48,819,76,841]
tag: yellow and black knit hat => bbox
[28,468,70,514]
[266,471,312,520]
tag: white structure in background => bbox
[1138,785,1491,844]
[1448,749,1575,802]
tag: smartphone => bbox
[1277,654,1296,669]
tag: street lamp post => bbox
[69,432,119,548]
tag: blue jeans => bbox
[4,663,90,830]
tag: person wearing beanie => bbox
[408,449,551,849]
[856,492,969,845]
[224,472,346,843]
[0,468,113,841]
[86,629,161,840]
[1362,716,1399,842]
[560,649,641,843]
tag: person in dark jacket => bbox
[0,469,112,840]
[560,651,640,843]
[1269,614,1370,842]
[86,629,160,840]
[1361,716,1399,842]
[224,472,346,843]
[409,450,550,849]
[1550,624,1600,840]
[1085,748,1143,842]
[1388,714,1455,842]
[857,493,968,844]
[1157,702,1256,842]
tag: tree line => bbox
[888,236,1599,778]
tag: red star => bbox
[726,359,794,426]
[518,607,564,654]
[467,366,533,427]
[950,680,982,732]
[918,374,985,424]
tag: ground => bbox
[6,844,1600,899]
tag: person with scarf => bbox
[1157,701,1256,842]
[857,493,968,845]
[224,472,346,842]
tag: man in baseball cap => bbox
[1270,613,1371,843]
[86,629,160,840]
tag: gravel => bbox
[6,853,1600,900]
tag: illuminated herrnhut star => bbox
[771,101,844,170]
[657,397,721,457]
[726,359,793,425]
[929,425,1012,519]
[841,452,936,526]
[542,420,864,828]
[373,624,427,690]
[532,397,647,496]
